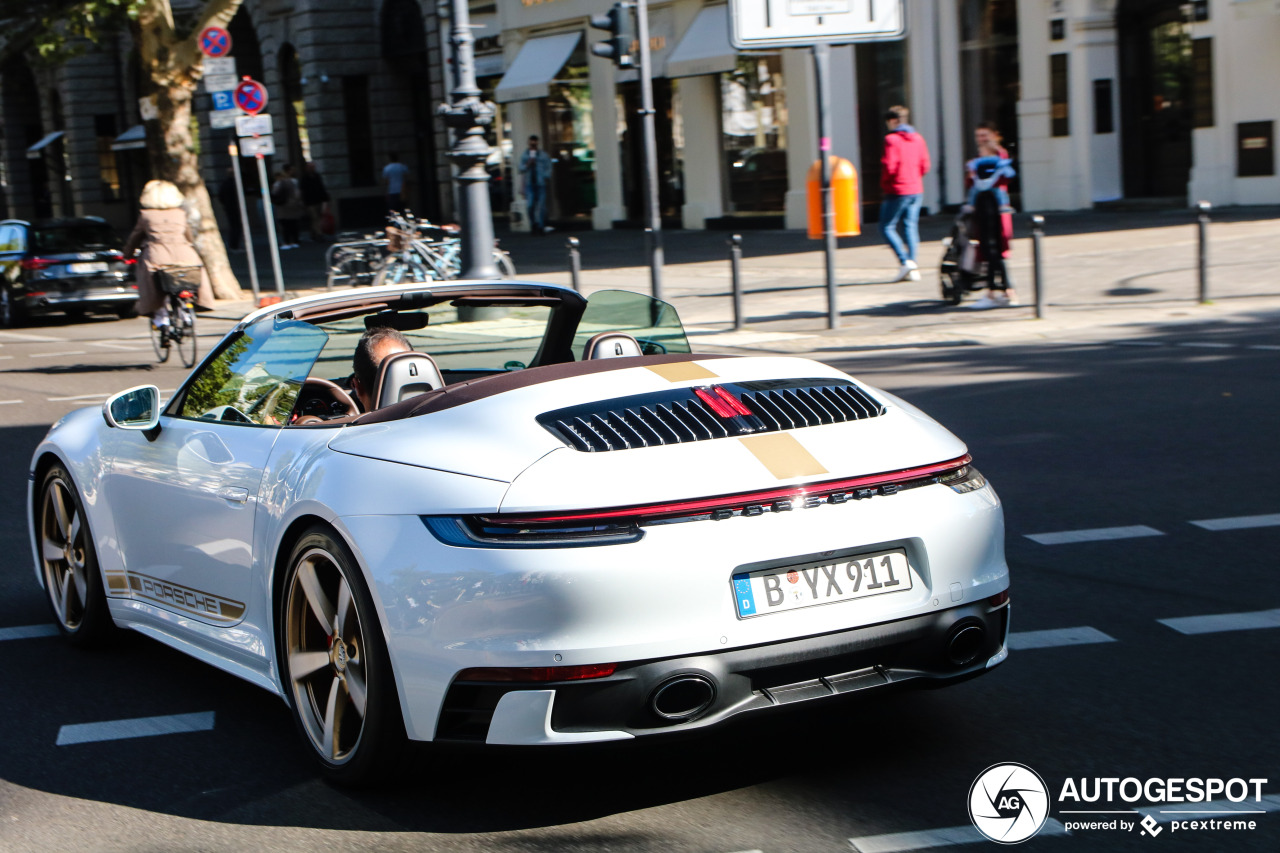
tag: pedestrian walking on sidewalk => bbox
[301,161,332,242]
[271,164,304,250]
[217,167,242,252]
[879,105,931,282]
[382,152,411,213]
[519,135,554,233]
[966,122,1018,309]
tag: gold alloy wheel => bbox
[40,475,90,630]
[285,546,369,765]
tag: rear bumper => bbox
[22,285,138,314]
[438,599,1010,744]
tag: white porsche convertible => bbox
[29,281,1009,782]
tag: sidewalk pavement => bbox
[217,206,1280,353]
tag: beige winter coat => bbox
[123,208,215,315]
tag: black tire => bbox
[1,285,27,328]
[279,526,405,785]
[150,316,171,363]
[116,304,138,320]
[37,465,116,647]
[174,304,197,368]
[494,250,516,279]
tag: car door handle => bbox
[218,486,249,504]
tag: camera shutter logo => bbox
[969,763,1051,844]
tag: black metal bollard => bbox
[1196,201,1211,303]
[567,236,582,292]
[729,234,744,331]
[1030,214,1045,319]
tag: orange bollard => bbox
[258,294,282,308]
[807,157,860,239]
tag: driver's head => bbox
[352,326,412,411]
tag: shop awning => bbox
[494,32,581,103]
[111,125,148,151]
[666,5,737,79]
[26,131,65,159]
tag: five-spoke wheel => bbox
[38,466,114,645]
[282,527,402,783]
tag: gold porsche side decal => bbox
[103,570,246,625]
[739,433,830,480]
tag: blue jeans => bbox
[880,193,922,264]
[525,183,547,230]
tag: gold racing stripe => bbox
[739,433,830,480]
[645,362,719,382]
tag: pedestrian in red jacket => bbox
[880,105,931,282]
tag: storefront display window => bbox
[720,55,787,213]
[541,42,596,223]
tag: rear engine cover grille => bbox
[539,379,885,452]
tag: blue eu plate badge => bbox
[734,576,757,617]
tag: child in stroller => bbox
[939,123,1018,307]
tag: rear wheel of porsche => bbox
[38,465,116,646]
[281,527,404,784]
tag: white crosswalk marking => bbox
[1158,608,1280,635]
[56,711,215,746]
[1025,525,1163,545]
[849,820,1068,852]
[1008,627,1115,650]
[1190,513,1280,531]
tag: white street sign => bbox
[728,0,904,48]
[210,109,242,130]
[235,114,273,138]
[239,135,276,157]
[204,57,236,76]
[203,73,238,93]
[138,95,158,121]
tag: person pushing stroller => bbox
[939,123,1019,308]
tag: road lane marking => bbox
[1178,342,1232,349]
[0,400,23,405]
[0,624,60,641]
[47,393,110,402]
[1247,345,1280,351]
[1008,627,1116,650]
[1190,513,1280,531]
[30,351,86,358]
[55,711,215,746]
[849,820,1068,852]
[90,341,150,351]
[1025,525,1164,545]
[0,331,61,342]
[1158,608,1280,635]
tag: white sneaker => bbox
[542,225,556,234]
[969,294,1000,310]
[1000,290,1019,306]
[896,259,920,282]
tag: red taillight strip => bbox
[713,385,753,416]
[455,663,617,682]
[486,454,972,525]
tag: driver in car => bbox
[350,326,413,412]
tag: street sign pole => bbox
[440,0,500,280]
[255,152,286,298]
[636,0,664,302]
[813,42,839,330]
[228,143,260,302]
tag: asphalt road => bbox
[0,308,1277,852]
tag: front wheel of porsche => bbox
[281,527,404,785]
[38,465,116,646]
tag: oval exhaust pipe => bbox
[650,675,716,722]
[946,622,987,666]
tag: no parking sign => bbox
[233,77,268,115]
[199,26,232,58]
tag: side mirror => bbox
[103,385,161,432]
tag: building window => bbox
[94,114,120,202]
[1093,79,1114,134]
[343,76,375,187]
[1050,54,1069,137]
[541,41,595,222]
[1191,38,1213,128]
[720,54,787,214]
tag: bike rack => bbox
[325,238,389,290]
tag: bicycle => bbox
[151,265,201,368]
[371,212,516,286]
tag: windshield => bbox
[32,224,122,254]
[311,304,555,381]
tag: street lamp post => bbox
[438,0,500,280]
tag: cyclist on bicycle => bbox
[123,180,214,328]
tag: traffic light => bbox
[590,2,634,67]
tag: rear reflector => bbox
[487,455,973,526]
[455,663,617,683]
[988,591,1010,607]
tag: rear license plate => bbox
[68,262,108,274]
[732,549,912,618]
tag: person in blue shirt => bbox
[519,135,554,233]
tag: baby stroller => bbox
[939,156,1016,305]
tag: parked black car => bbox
[0,218,138,326]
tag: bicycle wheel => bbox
[493,250,516,279]
[174,301,197,368]
[150,315,170,363]
[371,257,431,288]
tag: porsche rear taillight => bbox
[455,663,617,683]
[422,515,643,548]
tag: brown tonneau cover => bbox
[354,352,734,425]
